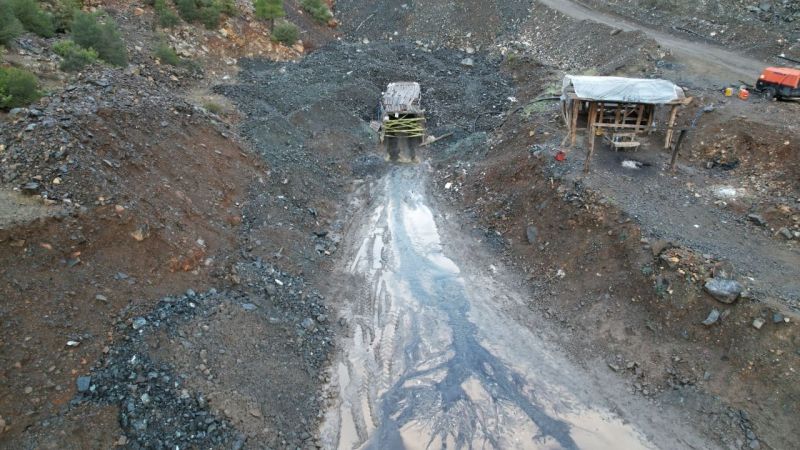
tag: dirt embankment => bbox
[0,73,260,446]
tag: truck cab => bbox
[756,67,800,100]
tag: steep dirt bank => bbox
[0,70,260,446]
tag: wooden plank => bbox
[634,104,645,130]
[584,103,597,173]
[586,102,597,147]
[669,129,688,171]
[570,100,580,146]
[664,105,680,148]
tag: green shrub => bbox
[42,0,81,32]
[254,0,284,30]
[0,1,24,45]
[0,66,41,109]
[203,101,222,114]
[271,20,297,45]
[219,0,237,16]
[154,0,181,28]
[154,42,181,65]
[9,0,55,37]
[53,39,98,72]
[71,11,128,66]
[300,0,331,23]
[197,2,222,29]
[174,0,199,22]
[174,0,235,29]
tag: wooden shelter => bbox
[561,76,692,172]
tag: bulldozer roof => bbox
[381,82,424,114]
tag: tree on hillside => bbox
[254,0,284,31]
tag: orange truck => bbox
[755,67,800,100]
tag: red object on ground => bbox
[738,88,749,100]
[555,150,566,161]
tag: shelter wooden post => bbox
[634,104,645,131]
[669,129,688,172]
[664,105,680,148]
[570,100,580,147]
[584,103,597,173]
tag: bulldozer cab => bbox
[379,82,426,162]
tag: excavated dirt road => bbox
[537,0,766,84]
[319,166,714,449]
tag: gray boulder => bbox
[704,278,743,304]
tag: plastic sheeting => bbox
[562,75,685,104]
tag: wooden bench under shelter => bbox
[560,75,692,172]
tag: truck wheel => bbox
[763,87,777,101]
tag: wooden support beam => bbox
[635,104,645,130]
[669,129,688,172]
[584,102,596,148]
[584,103,597,173]
[664,105,680,148]
[570,100,580,147]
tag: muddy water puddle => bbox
[321,167,655,449]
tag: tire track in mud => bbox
[321,166,667,449]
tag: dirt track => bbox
[320,166,717,449]
[538,0,767,84]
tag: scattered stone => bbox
[20,181,40,194]
[301,317,316,331]
[649,239,672,256]
[773,312,785,324]
[701,309,721,326]
[132,317,147,330]
[76,376,91,393]
[607,362,620,372]
[460,57,474,67]
[241,303,257,311]
[66,340,80,347]
[95,294,109,303]
[704,278,743,304]
[130,225,150,242]
[778,228,793,240]
[747,214,766,226]
[526,225,538,244]
[752,318,765,330]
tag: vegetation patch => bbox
[154,0,181,28]
[174,0,237,29]
[0,66,40,109]
[271,20,298,46]
[53,39,98,72]
[254,0,284,31]
[8,0,55,37]
[42,0,81,32]
[300,0,332,24]
[71,11,128,66]
[0,1,25,46]
[154,41,182,66]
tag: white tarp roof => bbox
[562,75,685,104]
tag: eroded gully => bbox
[320,166,713,450]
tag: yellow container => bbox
[724,87,733,97]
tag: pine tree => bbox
[254,0,284,31]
